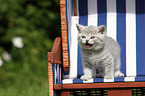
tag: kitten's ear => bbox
[76,24,85,32]
[98,25,106,34]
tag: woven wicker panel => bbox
[69,88,145,96]
[70,89,108,96]
[132,88,145,96]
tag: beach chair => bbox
[48,0,145,96]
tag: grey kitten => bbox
[76,24,124,81]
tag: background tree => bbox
[0,0,60,95]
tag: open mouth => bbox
[85,43,93,48]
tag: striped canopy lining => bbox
[61,0,145,84]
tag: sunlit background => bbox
[0,0,60,95]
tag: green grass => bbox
[0,75,49,96]
[0,83,48,96]
[0,61,49,96]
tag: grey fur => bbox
[76,24,124,81]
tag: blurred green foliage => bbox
[0,0,60,95]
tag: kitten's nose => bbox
[86,40,89,43]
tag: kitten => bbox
[76,24,124,81]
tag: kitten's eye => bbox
[90,36,95,39]
[82,36,86,39]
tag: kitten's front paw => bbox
[80,75,92,81]
[115,72,124,77]
[104,75,113,79]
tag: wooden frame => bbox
[48,0,145,96]
[53,82,145,96]
[54,82,145,90]
[60,0,69,72]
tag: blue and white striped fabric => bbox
[52,64,62,96]
[62,0,145,84]
[52,64,62,84]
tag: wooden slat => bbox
[108,89,132,96]
[60,0,69,71]
[74,0,77,16]
[61,90,70,96]
[48,52,54,96]
[54,82,145,90]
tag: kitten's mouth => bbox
[85,43,93,48]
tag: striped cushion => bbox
[66,0,145,80]
[59,77,145,84]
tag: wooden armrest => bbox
[48,37,62,64]
[48,37,69,71]
[48,37,62,96]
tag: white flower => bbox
[2,51,12,62]
[12,37,24,48]
[0,57,3,67]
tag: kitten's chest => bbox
[82,50,100,64]
[81,49,110,65]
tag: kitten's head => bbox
[76,24,106,50]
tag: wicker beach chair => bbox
[48,0,145,96]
